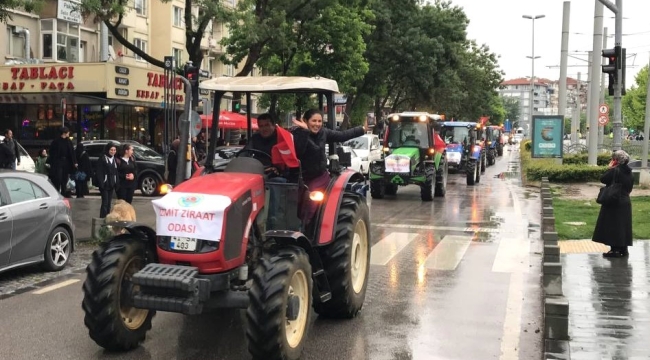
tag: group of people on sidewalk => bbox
[95,142,139,218]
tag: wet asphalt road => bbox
[0,146,544,360]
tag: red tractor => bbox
[82,77,371,360]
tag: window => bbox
[135,0,147,16]
[173,47,182,65]
[41,19,79,62]
[6,26,27,58]
[226,64,234,77]
[173,6,183,27]
[108,35,113,46]
[3,178,46,204]
[134,38,147,62]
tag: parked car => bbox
[343,133,382,175]
[0,170,75,274]
[0,136,36,173]
[80,140,166,196]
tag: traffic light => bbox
[232,100,241,113]
[602,47,618,96]
[183,62,200,107]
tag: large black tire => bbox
[481,152,487,173]
[370,180,384,199]
[497,144,504,157]
[82,237,155,351]
[466,160,476,186]
[420,181,433,201]
[314,194,370,318]
[247,246,312,360]
[434,160,447,197]
[42,226,72,271]
[384,184,398,196]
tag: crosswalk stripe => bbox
[32,279,80,295]
[492,237,530,273]
[423,235,473,271]
[374,223,517,234]
[370,232,419,266]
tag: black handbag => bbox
[596,168,623,206]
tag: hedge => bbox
[519,140,607,182]
[562,153,611,166]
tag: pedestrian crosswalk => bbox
[369,226,529,273]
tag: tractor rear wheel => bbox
[247,246,312,360]
[82,236,155,351]
[466,160,476,186]
[314,194,370,318]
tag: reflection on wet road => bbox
[0,145,543,360]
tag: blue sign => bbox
[531,115,563,158]
[504,119,512,132]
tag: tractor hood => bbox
[385,147,420,173]
[446,143,463,153]
[391,147,420,159]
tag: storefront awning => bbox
[201,111,258,130]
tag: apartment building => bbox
[0,0,244,154]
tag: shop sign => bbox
[138,72,184,103]
[57,0,82,24]
[2,66,76,91]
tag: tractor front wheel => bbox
[370,180,385,199]
[247,246,313,360]
[434,160,447,197]
[315,194,371,318]
[384,184,398,196]
[466,160,477,186]
[82,236,155,351]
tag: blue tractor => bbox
[439,122,483,185]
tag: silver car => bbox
[0,170,75,273]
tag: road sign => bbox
[599,103,610,115]
[180,110,202,137]
[164,56,174,70]
[598,115,609,126]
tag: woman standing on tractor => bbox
[292,109,366,223]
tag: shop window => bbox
[135,0,147,16]
[173,47,182,65]
[134,38,147,62]
[40,19,79,62]
[173,6,183,27]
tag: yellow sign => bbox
[0,63,185,105]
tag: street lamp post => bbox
[523,14,545,137]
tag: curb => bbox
[540,177,571,360]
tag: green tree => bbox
[502,97,520,124]
[79,0,230,68]
[622,65,648,131]
[0,0,42,23]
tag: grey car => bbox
[0,170,75,274]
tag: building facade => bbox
[0,0,246,155]
[498,77,553,134]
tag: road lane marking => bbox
[492,237,530,273]
[370,232,419,266]
[374,223,517,234]
[32,279,80,295]
[423,235,472,271]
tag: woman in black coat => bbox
[592,150,634,258]
[75,143,92,198]
[95,142,119,218]
[116,143,137,204]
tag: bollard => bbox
[544,244,561,263]
[544,296,570,340]
[542,216,556,233]
[542,198,553,206]
[543,232,559,246]
[543,262,563,296]
[91,217,105,241]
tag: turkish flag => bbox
[434,132,447,153]
[272,126,300,169]
[480,116,489,126]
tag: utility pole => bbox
[588,0,604,166]
[523,14,545,137]
[599,27,608,146]
[642,54,650,168]
[586,51,592,149]
[572,72,581,145]
[558,2,570,119]
[597,0,623,150]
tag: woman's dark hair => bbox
[39,148,48,157]
[302,109,322,122]
[121,144,132,157]
[60,126,70,135]
[103,142,117,156]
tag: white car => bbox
[0,135,35,172]
[343,134,382,175]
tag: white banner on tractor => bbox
[152,192,232,242]
[385,154,411,173]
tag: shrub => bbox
[562,153,611,166]
[525,162,606,182]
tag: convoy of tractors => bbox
[81,76,509,360]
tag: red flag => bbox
[272,126,300,168]
[480,116,489,126]
[433,132,447,153]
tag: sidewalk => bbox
[558,240,650,359]
[69,197,157,241]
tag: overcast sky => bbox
[443,0,648,87]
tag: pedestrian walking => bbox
[592,150,634,258]
[47,127,77,196]
[116,143,137,204]
[96,142,119,218]
[75,143,92,198]
[2,129,21,170]
[35,149,50,175]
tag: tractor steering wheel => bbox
[236,148,273,164]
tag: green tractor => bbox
[369,112,448,201]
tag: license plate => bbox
[170,237,197,251]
